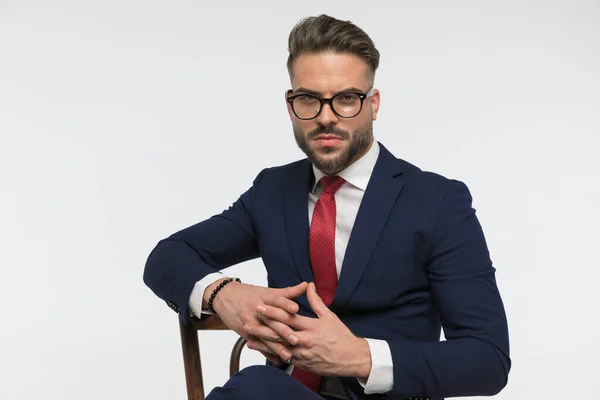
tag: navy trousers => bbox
[205,365,333,400]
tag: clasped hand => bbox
[243,282,370,378]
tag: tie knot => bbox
[319,175,345,194]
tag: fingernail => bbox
[289,334,298,344]
[281,350,291,359]
[256,305,266,313]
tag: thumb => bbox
[307,282,328,318]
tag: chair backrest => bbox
[179,315,247,400]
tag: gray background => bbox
[1,0,599,398]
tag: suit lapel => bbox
[331,143,405,310]
[283,160,315,283]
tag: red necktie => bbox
[291,175,345,392]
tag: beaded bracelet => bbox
[207,277,241,314]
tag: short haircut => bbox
[287,14,380,85]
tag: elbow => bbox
[142,260,153,290]
[458,340,511,397]
[486,371,508,396]
[482,351,511,396]
[142,239,167,292]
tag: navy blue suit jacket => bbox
[143,142,510,399]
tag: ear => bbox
[370,89,381,121]
[285,90,294,120]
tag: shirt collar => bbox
[311,139,380,193]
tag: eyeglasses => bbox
[286,87,374,120]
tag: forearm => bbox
[388,336,510,399]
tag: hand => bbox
[249,282,372,378]
[206,279,308,345]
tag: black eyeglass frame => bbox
[286,87,374,120]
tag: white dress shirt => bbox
[188,139,394,394]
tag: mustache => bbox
[306,126,350,140]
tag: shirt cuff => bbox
[188,272,227,317]
[357,338,394,394]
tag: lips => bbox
[314,136,342,147]
[314,134,342,140]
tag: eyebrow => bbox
[292,86,368,96]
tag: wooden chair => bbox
[178,315,247,400]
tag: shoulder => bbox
[380,144,473,207]
[383,152,477,235]
[242,158,309,201]
[394,155,467,196]
[252,158,309,182]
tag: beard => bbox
[293,122,374,175]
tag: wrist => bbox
[204,277,241,314]
[202,277,228,308]
[352,337,372,379]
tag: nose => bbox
[316,102,338,126]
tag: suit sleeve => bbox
[143,168,268,323]
[387,180,511,399]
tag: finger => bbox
[257,304,311,331]
[262,292,301,314]
[306,282,329,318]
[257,337,294,362]
[246,338,284,364]
[256,303,292,323]
[246,337,273,354]
[278,282,309,300]
[259,315,302,345]
[242,322,287,343]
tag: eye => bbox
[294,94,319,104]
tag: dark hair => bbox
[287,14,380,84]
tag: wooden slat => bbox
[179,317,205,400]
[190,315,230,331]
[180,314,247,399]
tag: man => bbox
[143,14,510,400]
